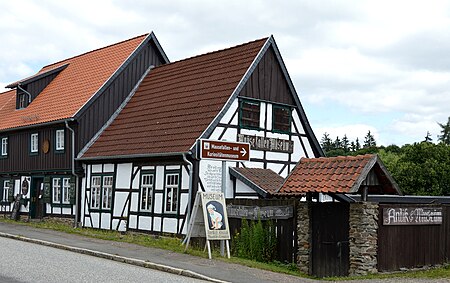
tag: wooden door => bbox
[312,203,349,277]
[30,178,44,219]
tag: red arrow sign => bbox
[200,139,250,161]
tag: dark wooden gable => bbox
[239,46,294,106]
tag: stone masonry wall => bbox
[297,201,311,274]
[349,202,379,275]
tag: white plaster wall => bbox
[62,207,73,215]
[130,191,139,212]
[180,193,189,215]
[166,165,180,171]
[138,216,152,230]
[266,151,289,162]
[90,213,99,228]
[114,191,128,216]
[129,214,137,229]
[209,127,224,140]
[153,217,161,232]
[101,213,111,229]
[236,179,258,194]
[292,110,306,135]
[155,167,164,190]
[292,136,306,161]
[163,218,177,233]
[302,136,315,158]
[92,164,102,173]
[219,99,238,124]
[104,164,114,173]
[142,166,155,170]
[154,193,163,214]
[116,163,132,189]
[259,102,266,129]
[266,103,272,131]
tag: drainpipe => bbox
[65,120,80,228]
[17,84,32,103]
[182,152,194,233]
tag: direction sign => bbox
[200,139,250,161]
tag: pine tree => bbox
[424,131,433,143]
[350,141,356,152]
[334,136,341,150]
[363,130,376,148]
[355,138,361,150]
[341,134,349,152]
[320,132,333,152]
[438,117,450,145]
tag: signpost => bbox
[184,140,250,258]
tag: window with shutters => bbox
[165,172,179,213]
[272,105,291,134]
[2,180,10,202]
[239,99,260,130]
[140,173,154,212]
[52,178,61,204]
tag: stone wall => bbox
[297,201,311,274]
[349,202,379,275]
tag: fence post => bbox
[297,199,312,274]
[349,202,379,275]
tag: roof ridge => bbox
[40,33,149,71]
[303,154,376,163]
[151,37,268,71]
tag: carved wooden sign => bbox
[227,204,294,220]
[237,134,293,153]
[382,207,443,225]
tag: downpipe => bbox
[65,120,80,228]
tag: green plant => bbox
[233,218,277,263]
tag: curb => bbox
[0,232,230,283]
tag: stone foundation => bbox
[349,202,379,275]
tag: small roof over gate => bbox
[230,167,284,198]
[277,154,401,196]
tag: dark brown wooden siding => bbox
[0,124,71,174]
[239,46,294,106]
[377,204,450,271]
[75,40,165,153]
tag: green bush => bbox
[233,218,277,262]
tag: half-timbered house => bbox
[0,33,169,221]
[78,35,324,234]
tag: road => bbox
[0,237,207,283]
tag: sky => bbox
[1,0,449,146]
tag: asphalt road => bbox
[0,237,207,283]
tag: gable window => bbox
[30,133,39,153]
[140,173,154,212]
[1,137,7,156]
[240,99,260,130]
[2,180,10,202]
[102,176,113,210]
[272,105,291,134]
[91,176,101,209]
[165,173,179,213]
[55,129,65,151]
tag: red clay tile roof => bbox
[82,38,268,158]
[278,154,401,195]
[0,34,149,131]
[230,167,284,196]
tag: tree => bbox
[355,138,361,150]
[334,136,341,150]
[424,131,433,143]
[437,116,450,145]
[320,132,333,152]
[363,131,376,148]
[341,135,350,152]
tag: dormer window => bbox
[19,94,27,109]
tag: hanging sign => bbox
[200,139,250,162]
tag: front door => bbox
[30,178,44,219]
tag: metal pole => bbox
[220,160,226,256]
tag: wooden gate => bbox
[226,199,297,263]
[312,202,349,277]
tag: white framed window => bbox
[91,176,101,209]
[62,178,70,204]
[2,180,10,202]
[102,176,113,210]
[165,173,179,213]
[30,133,38,153]
[55,130,65,151]
[140,174,154,211]
[19,94,26,109]
[1,137,7,156]
[52,178,61,204]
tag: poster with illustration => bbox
[200,192,230,240]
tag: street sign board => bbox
[200,139,250,161]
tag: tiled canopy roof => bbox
[230,167,284,197]
[278,154,401,196]
[0,34,149,131]
[82,38,267,158]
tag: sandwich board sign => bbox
[184,192,231,259]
